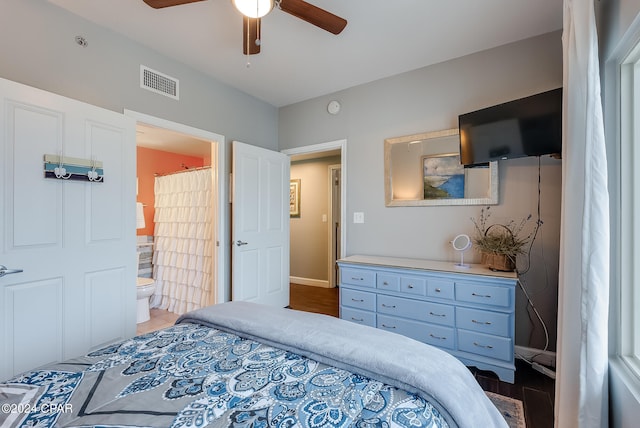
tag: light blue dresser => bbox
[338,255,518,383]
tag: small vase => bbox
[480,252,515,272]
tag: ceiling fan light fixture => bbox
[233,0,274,18]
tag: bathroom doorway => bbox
[126,110,227,309]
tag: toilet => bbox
[136,277,156,324]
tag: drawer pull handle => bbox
[473,342,494,349]
[435,288,441,292]
[351,298,364,302]
[381,304,396,308]
[381,324,396,329]
[351,317,364,322]
[407,284,414,289]
[472,292,492,298]
[352,277,364,281]
[429,311,446,317]
[383,281,389,286]
[472,319,492,325]
[430,333,447,340]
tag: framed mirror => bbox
[384,128,498,207]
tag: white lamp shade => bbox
[233,0,274,18]
[136,202,146,229]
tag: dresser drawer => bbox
[341,307,376,327]
[377,295,454,327]
[423,301,456,326]
[341,288,376,311]
[427,279,454,300]
[341,268,376,288]
[378,314,454,349]
[456,282,511,308]
[456,307,510,337]
[377,273,400,291]
[401,276,426,295]
[458,330,512,362]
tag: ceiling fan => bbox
[142,0,347,55]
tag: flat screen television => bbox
[458,88,562,166]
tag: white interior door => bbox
[232,141,290,307]
[0,78,136,381]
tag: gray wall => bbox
[279,31,563,351]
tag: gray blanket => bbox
[177,301,508,428]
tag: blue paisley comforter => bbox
[2,302,507,428]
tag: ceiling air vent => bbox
[140,65,179,100]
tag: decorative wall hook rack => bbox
[44,154,104,183]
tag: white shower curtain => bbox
[151,168,214,315]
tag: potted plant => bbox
[471,207,532,272]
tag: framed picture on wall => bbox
[422,153,465,199]
[290,179,301,217]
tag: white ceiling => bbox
[47,0,563,108]
[136,123,213,157]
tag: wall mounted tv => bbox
[458,88,562,166]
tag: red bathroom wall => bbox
[136,146,206,236]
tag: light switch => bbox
[353,212,365,223]
[322,214,327,222]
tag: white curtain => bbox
[151,168,214,315]
[556,1,609,427]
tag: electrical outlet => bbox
[353,212,364,223]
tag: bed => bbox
[1,301,507,428]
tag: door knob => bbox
[0,265,24,278]
[235,241,248,246]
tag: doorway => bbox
[283,140,347,289]
[125,110,227,305]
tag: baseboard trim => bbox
[515,345,556,368]
[290,276,331,288]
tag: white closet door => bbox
[0,77,136,381]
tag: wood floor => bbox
[289,282,555,428]
[136,308,179,335]
[289,282,340,317]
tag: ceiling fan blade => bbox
[243,17,261,55]
[142,0,205,9]
[278,0,347,35]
